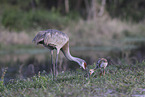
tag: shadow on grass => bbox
[55,76,76,83]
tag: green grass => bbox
[0,61,145,97]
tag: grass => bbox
[0,61,145,97]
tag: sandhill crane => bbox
[89,58,108,76]
[32,29,87,79]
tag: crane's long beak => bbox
[82,65,85,70]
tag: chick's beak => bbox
[89,72,92,75]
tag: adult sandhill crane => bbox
[89,58,108,76]
[32,29,87,78]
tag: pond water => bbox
[0,45,144,83]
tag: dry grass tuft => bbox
[0,17,145,47]
[0,31,31,45]
[64,17,145,47]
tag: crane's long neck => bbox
[61,42,82,64]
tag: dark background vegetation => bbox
[0,0,145,31]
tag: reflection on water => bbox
[0,47,107,83]
[0,46,144,83]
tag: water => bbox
[0,45,144,83]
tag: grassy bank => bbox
[0,61,145,97]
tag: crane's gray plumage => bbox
[33,29,87,79]
[33,29,69,51]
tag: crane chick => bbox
[89,58,108,76]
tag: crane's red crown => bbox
[84,62,87,69]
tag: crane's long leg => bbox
[55,52,59,77]
[100,68,102,76]
[103,67,105,76]
[50,50,54,80]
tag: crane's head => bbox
[73,58,87,70]
[81,61,87,70]
[89,69,95,75]
[96,58,108,68]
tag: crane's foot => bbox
[103,69,105,76]
[51,69,54,81]
[100,72,102,76]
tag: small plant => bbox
[0,67,7,91]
